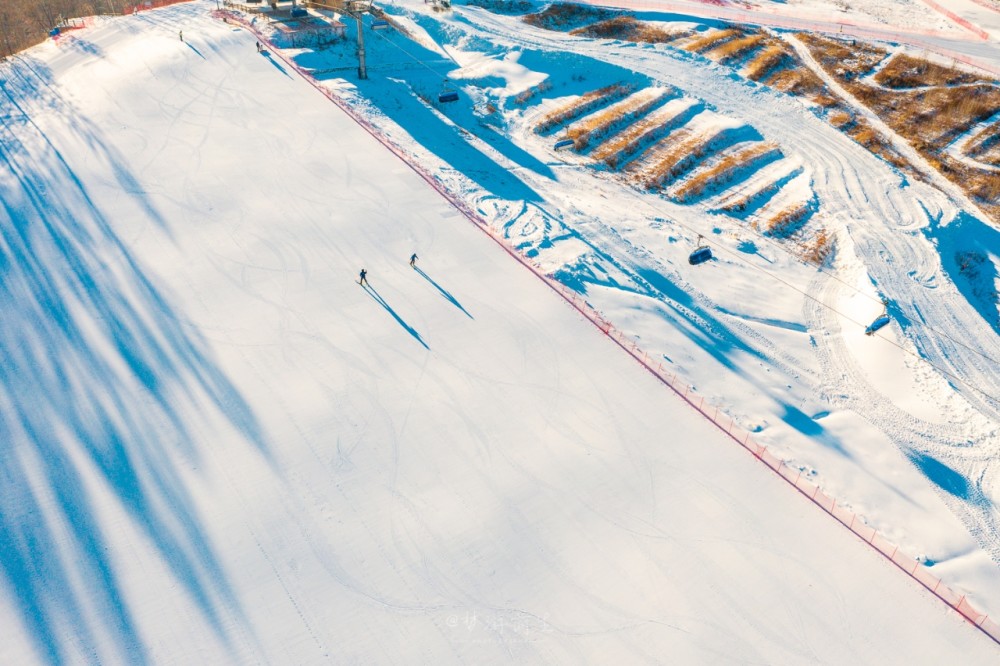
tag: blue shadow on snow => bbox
[0,55,267,665]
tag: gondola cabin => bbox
[438,89,459,103]
[864,314,891,336]
[688,245,712,265]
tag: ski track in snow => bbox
[2,0,1000,662]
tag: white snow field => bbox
[0,0,999,663]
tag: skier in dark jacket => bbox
[359,268,368,286]
[409,253,417,268]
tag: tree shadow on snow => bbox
[0,57,268,665]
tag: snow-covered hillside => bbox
[0,0,998,663]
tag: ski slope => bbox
[0,1,998,663]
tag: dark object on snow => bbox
[688,235,712,265]
[410,253,418,267]
[438,81,459,103]
[553,138,574,150]
[359,268,368,286]
[865,314,891,336]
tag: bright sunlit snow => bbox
[1,0,999,663]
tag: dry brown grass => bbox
[590,101,697,168]
[875,53,988,89]
[673,141,781,202]
[745,44,791,81]
[797,33,887,80]
[759,201,812,236]
[534,83,632,134]
[828,110,854,128]
[684,28,741,54]
[799,33,1000,220]
[969,171,1000,203]
[565,90,668,149]
[632,129,724,189]
[967,121,1000,157]
[513,81,553,106]
[766,68,828,98]
[570,16,689,43]
[708,34,766,64]
[798,227,835,265]
[522,2,613,31]
[719,174,786,213]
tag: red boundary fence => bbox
[919,0,992,40]
[216,8,1000,647]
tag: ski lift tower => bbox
[347,0,372,79]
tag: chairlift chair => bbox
[688,235,712,265]
[553,138,574,150]
[864,299,891,336]
[438,80,459,103]
[372,19,389,29]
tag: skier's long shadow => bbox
[185,42,206,60]
[363,284,429,350]
[414,267,473,320]
[261,52,292,79]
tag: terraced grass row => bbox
[590,98,701,169]
[565,88,671,150]
[629,127,734,189]
[672,141,782,202]
[534,83,633,135]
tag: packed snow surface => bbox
[1,0,999,663]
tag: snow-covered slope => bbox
[0,1,998,663]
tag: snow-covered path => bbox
[0,2,997,663]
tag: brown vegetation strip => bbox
[565,89,668,150]
[591,100,698,169]
[673,142,782,202]
[534,83,633,135]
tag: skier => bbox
[179,30,184,42]
[409,253,418,268]
[359,268,368,286]
[256,41,262,52]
